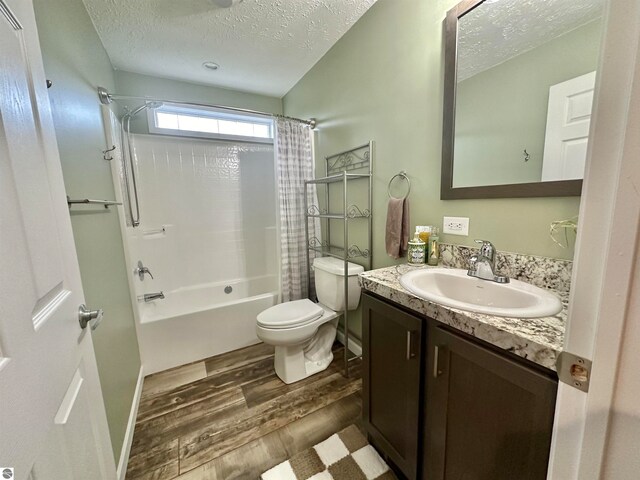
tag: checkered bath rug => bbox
[261,425,396,480]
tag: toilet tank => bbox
[313,257,365,311]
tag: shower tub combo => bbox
[103,107,280,374]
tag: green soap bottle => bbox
[427,227,440,266]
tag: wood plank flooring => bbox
[126,343,362,480]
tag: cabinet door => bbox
[363,293,422,479]
[425,324,558,480]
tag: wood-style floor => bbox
[126,343,362,480]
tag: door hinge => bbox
[557,351,592,393]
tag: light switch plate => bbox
[443,216,469,236]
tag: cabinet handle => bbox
[406,331,415,360]
[433,345,443,378]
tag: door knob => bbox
[79,304,104,331]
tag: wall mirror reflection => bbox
[442,0,605,199]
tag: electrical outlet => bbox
[443,216,469,236]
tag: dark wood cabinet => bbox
[362,293,422,480]
[362,293,558,480]
[424,324,558,480]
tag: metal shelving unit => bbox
[304,141,373,377]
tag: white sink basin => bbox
[399,268,563,318]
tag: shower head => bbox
[126,101,164,118]
[127,104,148,117]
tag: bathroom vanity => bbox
[359,262,567,480]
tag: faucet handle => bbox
[474,239,496,261]
[135,260,154,281]
[474,239,493,246]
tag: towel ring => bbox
[388,171,411,199]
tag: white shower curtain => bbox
[275,117,321,302]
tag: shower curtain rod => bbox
[97,86,317,128]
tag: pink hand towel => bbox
[385,197,410,259]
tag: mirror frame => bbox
[441,0,584,200]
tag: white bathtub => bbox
[137,275,279,374]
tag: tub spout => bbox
[143,292,165,302]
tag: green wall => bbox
[33,0,140,463]
[113,70,283,134]
[283,0,586,338]
[454,20,602,187]
[284,0,582,262]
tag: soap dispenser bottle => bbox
[427,227,440,266]
[408,229,426,265]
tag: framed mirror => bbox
[441,0,604,200]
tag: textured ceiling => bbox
[458,0,605,82]
[82,0,377,97]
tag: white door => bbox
[0,1,116,479]
[541,71,596,182]
[546,0,640,477]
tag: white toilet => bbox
[256,257,364,384]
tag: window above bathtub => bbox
[148,104,274,144]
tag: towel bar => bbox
[67,196,122,209]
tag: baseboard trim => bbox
[336,330,362,357]
[117,365,144,480]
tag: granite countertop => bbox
[359,264,567,371]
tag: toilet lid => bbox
[257,299,324,329]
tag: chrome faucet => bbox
[134,260,154,281]
[467,240,509,284]
[143,292,165,302]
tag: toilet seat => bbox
[256,299,324,329]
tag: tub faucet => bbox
[143,292,165,302]
[467,240,509,284]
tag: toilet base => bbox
[274,346,334,384]
[273,321,337,384]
